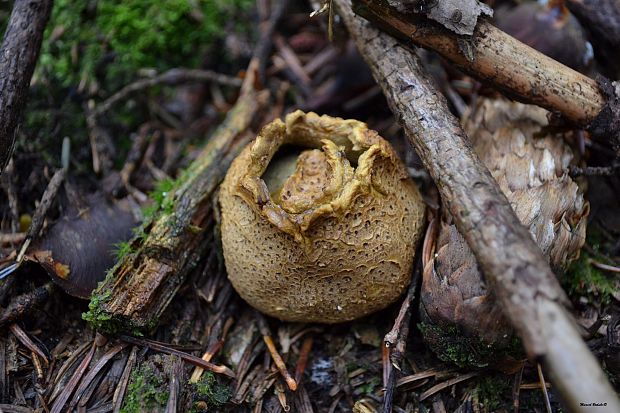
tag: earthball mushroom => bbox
[219,111,426,323]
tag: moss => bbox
[37,0,254,92]
[82,270,123,334]
[418,322,523,369]
[142,177,177,220]
[564,251,616,305]
[355,376,381,396]
[191,372,231,409]
[83,269,150,335]
[121,365,169,413]
[475,374,512,411]
[112,240,134,261]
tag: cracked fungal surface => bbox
[219,111,426,323]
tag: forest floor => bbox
[0,1,619,412]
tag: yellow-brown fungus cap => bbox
[220,111,426,323]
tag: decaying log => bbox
[84,63,269,333]
[351,0,620,145]
[0,0,53,173]
[566,0,620,78]
[333,0,620,411]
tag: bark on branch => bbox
[0,0,53,173]
[352,0,620,145]
[84,62,269,333]
[334,0,620,411]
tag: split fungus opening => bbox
[220,111,427,323]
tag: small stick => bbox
[537,363,553,413]
[89,68,242,120]
[119,335,235,378]
[9,324,48,365]
[189,340,224,383]
[68,343,128,410]
[351,0,617,135]
[419,372,479,401]
[0,283,54,328]
[382,262,421,413]
[256,313,298,391]
[31,351,44,381]
[165,356,183,413]
[112,346,137,413]
[512,365,524,413]
[17,168,66,264]
[50,341,97,413]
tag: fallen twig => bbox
[89,68,242,121]
[334,1,620,411]
[9,324,48,365]
[419,372,479,402]
[85,59,269,333]
[67,343,128,410]
[351,0,619,144]
[0,0,53,173]
[112,345,137,413]
[382,260,421,413]
[119,335,235,378]
[0,283,54,328]
[256,312,298,392]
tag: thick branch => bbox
[352,0,612,131]
[334,0,620,411]
[0,0,53,173]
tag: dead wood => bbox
[84,60,269,333]
[382,260,420,413]
[566,0,620,78]
[351,0,620,144]
[333,0,620,411]
[0,282,53,328]
[0,0,53,173]
[89,68,242,121]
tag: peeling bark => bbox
[85,64,269,333]
[0,0,53,173]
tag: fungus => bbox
[220,111,426,323]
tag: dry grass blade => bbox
[189,340,224,383]
[50,341,96,413]
[67,343,128,410]
[396,368,449,388]
[9,324,48,365]
[537,364,553,413]
[112,346,137,413]
[419,372,479,401]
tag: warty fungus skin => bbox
[220,111,426,323]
